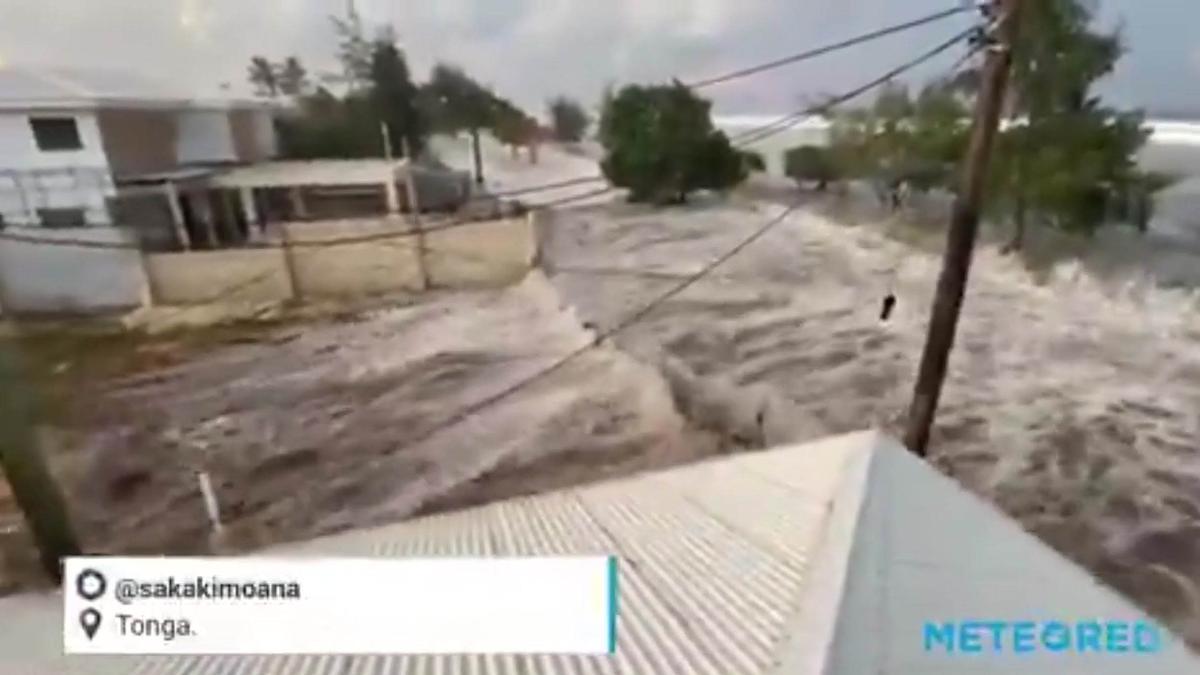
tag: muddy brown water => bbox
[0,277,716,594]
[542,198,1200,648]
[2,195,1198,651]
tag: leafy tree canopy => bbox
[548,97,590,142]
[740,150,766,173]
[422,64,497,133]
[599,82,747,204]
[278,57,310,97]
[785,146,838,190]
[823,0,1171,250]
[370,41,425,157]
[247,56,280,98]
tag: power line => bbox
[0,20,978,253]
[395,201,801,452]
[471,175,607,200]
[730,26,979,147]
[411,7,983,203]
[374,20,980,477]
[0,184,616,251]
[688,5,980,89]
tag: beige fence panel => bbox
[425,215,536,288]
[144,248,292,305]
[282,218,423,298]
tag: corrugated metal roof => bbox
[3,431,1198,674]
[0,432,863,675]
[209,160,407,189]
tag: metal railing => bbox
[0,167,116,229]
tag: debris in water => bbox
[880,294,897,322]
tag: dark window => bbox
[37,208,87,228]
[29,117,83,151]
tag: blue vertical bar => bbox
[607,556,618,654]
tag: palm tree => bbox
[247,56,280,98]
[278,57,310,97]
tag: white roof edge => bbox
[770,429,880,675]
[818,434,1200,673]
[0,98,277,113]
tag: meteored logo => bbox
[923,620,1163,655]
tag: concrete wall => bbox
[410,167,472,212]
[177,109,237,165]
[251,109,278,160]
[0,168,114,226]
[0,110,115,226]
[0,109,109,171]
[96,108,178,177]
[144,248,291,305]
[0,226,147,314]
[281,217,424,297]
[230,109,275,163]
[425,215,535,287]
[0,214,536,313]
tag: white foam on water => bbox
[713,115,1200,146]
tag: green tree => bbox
[423,64,495,132]
[987,0,1164,251]
[548,97,590,142]
[899,81,971,192]
[785,146,838,190]
[873,81,914,121]
[370,41,425,157]
[423,63,500,184]
[827,108,879,181]
[599,82,746,204]
[330,7,374,91]
[740,150,766,173]
[493,98,536,157]
[247,56,280,98]
[278,57,310,97]
[277,87,383,159]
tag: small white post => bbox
[401,137,422,222]
[239,187,259,231]
[289,187,309,220]
[384,172,402,214]
[401,137,429,290]
[195,193,219,248]
[164,182,191,250]
[380,122,394,161]
[196,471,223,535]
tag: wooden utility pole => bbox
[470,127,485,186]
[0,345,81,581]
[380,122,394,161]
[401,136,430,290]
[903,0,1022,457]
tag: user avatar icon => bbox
[76,568,107,601]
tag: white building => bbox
[0,66,276,229]
[0,67,277,314]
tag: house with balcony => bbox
[0,66,277,238]
[0,67,278,312]
[0,67,476,314]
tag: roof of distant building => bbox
[0,65,274,111]
[209,159,408,189]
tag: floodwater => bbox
[3,133,1198,648]
[716,116,1200,247]
[542,194,1200,648]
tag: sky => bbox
[0,0,1197,117]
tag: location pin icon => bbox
[80,608,102,640]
